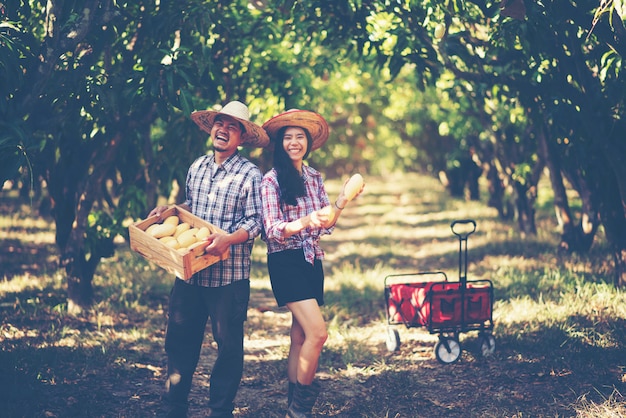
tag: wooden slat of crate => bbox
[128,205,230,279]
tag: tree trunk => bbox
[140,120,159,210]
[616,249,626,287]
[444,166,465,198]
[54,181,96,313]
[561,168,599,253]
[592,156,626,287]
[48,132,122,311]
[595,122,626,287]
[536,127,598,253]
[512,179,536,236]
[65,257,96,315]
[485,161,513,220]
[555,28,626,266]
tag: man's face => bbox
[210,115,244,154]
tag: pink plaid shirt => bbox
[261,165,333,264]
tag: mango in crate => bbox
[196,226,211,240]
[163,215,180,226]
[129,205,230,279]
[160,236,180,249]
[177,228,199,248]
[149,223,177,239]
[159,236,176,244]
[174,222,191,238]
[145,223,160,236]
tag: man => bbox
[149,100,269,417]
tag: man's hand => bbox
[148,205,170,218]
[203,233,231,256]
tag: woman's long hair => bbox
[273,126,313,206]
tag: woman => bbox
[260,109,363,418]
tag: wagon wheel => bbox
[434,336,461,364]
[479,333,496,357]
[385,328,401,352]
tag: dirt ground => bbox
[1,192,624,417]
[140,299,624,418]
[9,284,617,418]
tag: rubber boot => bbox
[162,391,188,418]
[166,405,188,418]
[287,381,296,407]
[285,381,320,418]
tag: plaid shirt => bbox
[261,165,333,264]
[184,151,262,287]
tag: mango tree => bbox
[288,0,626,285]
[1,0,310,311]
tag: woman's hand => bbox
[285,205,335,237]
[311,205,335,228]
[340,174,365,204]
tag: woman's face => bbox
[282,127,308,162]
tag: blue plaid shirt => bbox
[184,151,262,287]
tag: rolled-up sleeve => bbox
[261,174,288,244]
[238,169,263,242]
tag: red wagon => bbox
[384,220,495,364]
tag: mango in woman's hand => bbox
[318,205,335,218]
[343,173,364,201]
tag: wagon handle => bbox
[450,219,476,239]
[450,219,476,285]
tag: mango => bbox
[196,226,211,240]
[343,173,364,201]
[159,236,176,244]
[149,223,177,239]
[174,222,191,238]
[177,228,199,248]
[434,23,446,39]
[163,215,180,226]
[317,205,335,218]
[164,238,180,249]
[145,223,160,235]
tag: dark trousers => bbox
[164,278,250,416]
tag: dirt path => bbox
[2,182,624,418]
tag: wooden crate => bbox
[128,205,230,279]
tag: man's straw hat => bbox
[191,101,269,148]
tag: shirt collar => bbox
[300,164,311,182]
[205,151,240,173]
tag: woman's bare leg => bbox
[286,298,328,385]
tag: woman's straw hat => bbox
[191,101,269,148]
[262,109,329,151]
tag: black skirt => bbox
[267,249,325,307]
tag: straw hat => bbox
[191,101,269,148]
[262,109,329,151]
